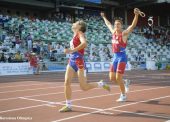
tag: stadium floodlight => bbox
[56,5,84,10]
[156,0,168,3]
[82,0,101,4]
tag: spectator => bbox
[50,53,57,61]
[89,52,98,61]
[27,33,33,52]
[28,53,40,75]
[32,41,38,53]
[55,43,64,54]
[14,51,22,62]
[15,36,21,51]
[0,53,6,62]
[47,42,53,58]
[8,53,13,63]
[11,36,16,48]
[18,22,24,39]
[36,40,41,55]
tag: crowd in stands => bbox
[0,12,169,64]
[134,26,170,46]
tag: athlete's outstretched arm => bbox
[124,8,140,35]
[64,32,87,54]
[101,12,115,34]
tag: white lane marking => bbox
[52,95,170,122]
[0,80,169,102]
[0,79,106,93]
[0,88,101,102]
[0,85,78,94]
[0,77,99,89]
[0,104,45,114]
[133,80,169,85]
[108,95,170,110]
[19,97,113,115]
[0,86,169,116]
[0,82,60,89]
[59,86,170,103]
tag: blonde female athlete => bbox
[101,8,141,102]
[59,20,110,112]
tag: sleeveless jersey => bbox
[70,34,84,56]
[112,32,127,53]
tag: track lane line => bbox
[0,80,168,101]
[0,82,62,89]
[0,79,106,93]
[59,86,170,103]
[0,85,79,94]
[0,104,46,114]
[0,86,168,115]
[52,95,170,122]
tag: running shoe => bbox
[116,94,127,102]
[99,80,111,92]
[59,105,72,112]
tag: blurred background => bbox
[0,0,169,75]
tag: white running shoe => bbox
[116,94,127,102]
[124,79,131,93]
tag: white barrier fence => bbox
[146,60,157,70]
[0,63,33,76]
[0,62,132,76]
[86,62,131,72]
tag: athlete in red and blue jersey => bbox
[111,32,127,74]
[59,20,110,112]
[101,8,141,102]
[68,33,85,72]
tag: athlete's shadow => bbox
[70,110,114,117]
[69,107,170,120]
[124,100,135,102]
[145,100,170,106]
[113,111,170,119]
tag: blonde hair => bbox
[78,20,86,33]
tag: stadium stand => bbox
[0,0,169,72]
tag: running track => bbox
[0,70,170,122]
